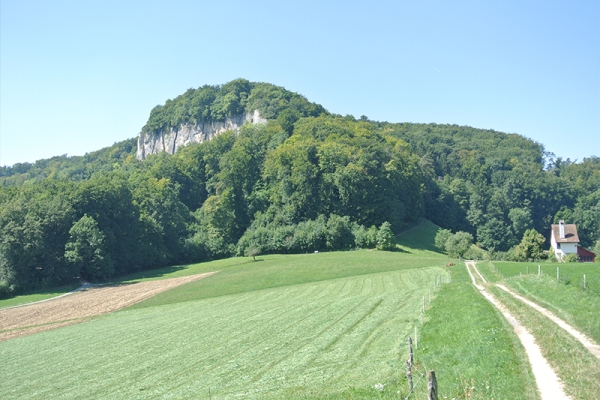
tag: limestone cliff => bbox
[136,110,266,160]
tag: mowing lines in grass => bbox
[0,267,440,399]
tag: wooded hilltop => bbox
[1,79,599,296]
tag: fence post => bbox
[406,360,413,393]
[427,370,438,400]
[408,337,413,365]
[538,264,540,276]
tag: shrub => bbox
[563,253,579,263]
[464,246,486,260]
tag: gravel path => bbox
[465,261,570,400]
[0,272,217,342]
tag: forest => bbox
[1,79,599,297]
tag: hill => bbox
[0,79,599,297]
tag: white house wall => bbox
[550,231,578,260]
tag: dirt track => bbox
[465,261,570,400]
[0,272,217,342]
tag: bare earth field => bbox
[0,272,216,342]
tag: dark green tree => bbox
[65,215,114,281]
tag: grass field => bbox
[0,221,541,399]
[482,261,600,293]
[479,261,600,344]
[1,257,446,399]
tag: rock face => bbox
[136,110,266,160]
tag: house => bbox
[550,220,595,262]
[550,220,579,261]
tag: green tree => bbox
[445,232,473,259]
[64,215,114,280]
[593,239,600,263]
[508,207,533,240]
[434,229,452,251]
[477,218,514,252]
[514,229,546,261]
[376,221,395,251]
[325,214,354,250]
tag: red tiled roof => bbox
[551,224,579,243]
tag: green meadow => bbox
[0,221,538,399]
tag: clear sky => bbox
[1,0,598,167]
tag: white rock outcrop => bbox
[136,110,266,160]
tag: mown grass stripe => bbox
[1,266,441,399]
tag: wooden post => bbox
[406,360,413,393]
[538,264,540,276]
[427,370,438,400]
[406,335,413,392]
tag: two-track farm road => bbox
[0,272,217,341]
[465,261,570,400]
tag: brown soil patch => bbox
[0,272,217,342]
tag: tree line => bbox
[1,79,599,297]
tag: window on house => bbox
[557,243,561,249]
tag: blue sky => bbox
[1,0,598,167]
